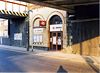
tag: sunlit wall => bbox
[0,0,28,13]
[0,19,8,37]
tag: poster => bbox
[14,33,22,40]
[58,37,61,45]
[53,37,56,45]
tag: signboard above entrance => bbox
[50,24,62,32]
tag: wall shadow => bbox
[83,56,100,73]
[0,49,28,72]
[67,4,99,56]
[57,65,68,73]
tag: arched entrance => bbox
[49,15,63,51]
[32,14,44,47]
[32,17,43,45]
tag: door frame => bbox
[49,31,63,51]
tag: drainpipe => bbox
[0,37,2,45]
[26,10,33,51]
[27,15,29,51]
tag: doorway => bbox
[49,15,63,51]
[50,31,63,50]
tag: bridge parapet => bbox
[0,0,28,17]
[0,10,28,17]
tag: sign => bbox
[14,33,22,40]
[40,20,46,26]
[33,28,43,33]
[50,24,62,31]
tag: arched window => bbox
[33,18,41,27]
[50,15,62,25]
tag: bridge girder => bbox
[0,10,28,19]
[17,0,99,13]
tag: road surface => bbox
[0,47,98,73]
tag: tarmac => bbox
[0,45,100,73]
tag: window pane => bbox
[25,7,28,11]
[33,18,41,27]
[37,35,39,42]
[20,6,26,12]
[13,4,19,12]
[33,35,37,42]
[0,1,5,10]
[33,34,43,43]
[7,3,12,11]
[40,35,43,42]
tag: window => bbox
[0,1,5,10]
[50,15,62,24]
[13,4,19,12]
[7,3,12,11]
[33,18,41,27]
[20,6,26,12]
[33,34,43,44]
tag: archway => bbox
[49,15,63,51]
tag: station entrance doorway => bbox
[49,15,63,51]
[50,31,63,50]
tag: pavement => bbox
[0,45,100,73]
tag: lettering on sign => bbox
[50,24,62,31]
[33,28,43,33]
